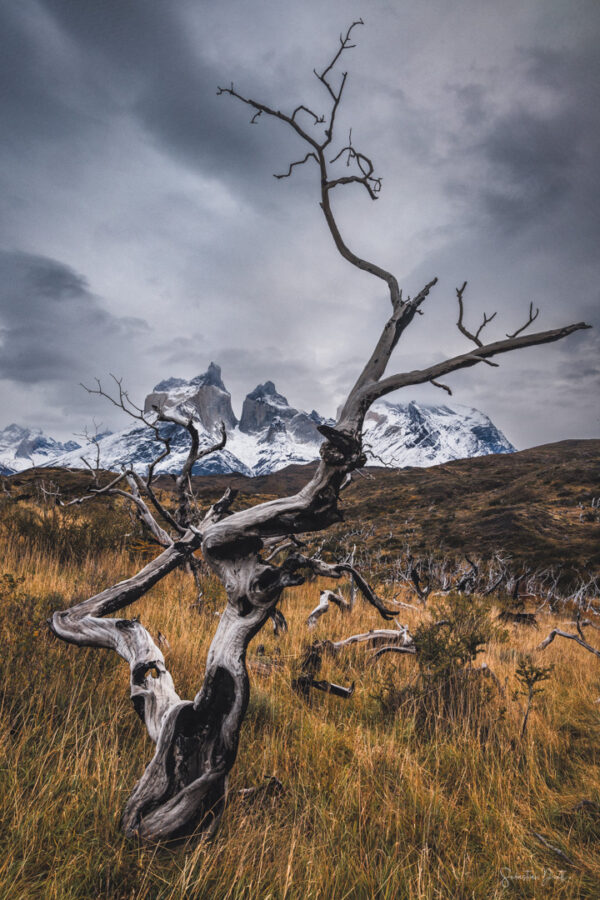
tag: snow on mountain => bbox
[55,420,253,477]
[3,363,515,477]
[0,424,81,475]
[48,365,330,477]
[363,401,514,467]
[144,362,238,432]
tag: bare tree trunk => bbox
[122,599,271,842]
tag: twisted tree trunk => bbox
[122,601,271,841]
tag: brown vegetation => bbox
[12,436,597,574]
[176,437,600,573]
[1,473,600,897]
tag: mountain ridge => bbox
[0,363,515,476]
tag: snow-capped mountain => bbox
[363,400,514,467]
[0,424,81,475]
[49,365,332,477]
[3,363,515,477]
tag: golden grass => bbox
[1,529,600,898]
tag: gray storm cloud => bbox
[0,0,598,446]
[0,251,148,384]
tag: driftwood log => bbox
[49,21,590,844]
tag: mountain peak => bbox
[152,377,189,392]
[1,423,31,437]
[0,424,81,473]
[2,374,514,478]
[145,363,236,430]
[246,380,287,403]
[190,362,226,391]
[239,381,292,433]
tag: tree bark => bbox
[122,600,271,842]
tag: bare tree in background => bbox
[49,21,590,844]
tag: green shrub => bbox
[378,593,506,735]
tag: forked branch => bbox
[538,626,600,659]
[456,281,497,348]
[507,302,539,339]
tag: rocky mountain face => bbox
[362,400,514,468]
[3,363,515,476]
[0,424,81,475]
[144,362,238,432]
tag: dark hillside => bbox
[172,439,600,570]
[6,439,599,571]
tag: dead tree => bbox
[49,21,590,844]
[395,551,506,605]
[538,613,600,659]
[307,589,350,628]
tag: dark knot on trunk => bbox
[317,424,365,468]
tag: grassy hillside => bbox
[171,438,600,572]
[1,442,600,898]
[7,439,600,573]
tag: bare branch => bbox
[83,374,150,426]
[270,608,288,636]
[319,191,404,309]
[468,355,500,367]
[327,135,382,199]
[316,20,363,94]
[51,606,180,743]
[537,627,600,658]
[372,644,418,660]
[264,539,297,562]
[50,530,200,623]
[132,470,183,536]
[200,485,239,530]
[274,151,319,180]
[293,674,355,700]
[326,627,415,652]
[456,282,497,348]
[119,473,172,547]
[507,302,540,339]
[530,832,574,867]
[163,412,226,528]
[356,322,591,424]
[291,105,325,125]
[216,84,321,151]
[315,19,363,145]
[277,553,399,621]
[307,589,350,628]
[56,470,129,507]
[238,775,284,801]
[430,378,453,396]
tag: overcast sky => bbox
[1,0,598,449]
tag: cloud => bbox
[0,250,148,385]
[442,38,600,254]
[33,0,297,203]
[478,108,575,227]
[0,5,85,146]
[0,0,597,447]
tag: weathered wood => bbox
[121,601,272,841]
[307,590,350,628]
[538,628,600,658]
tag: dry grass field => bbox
[1,456,600,899]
